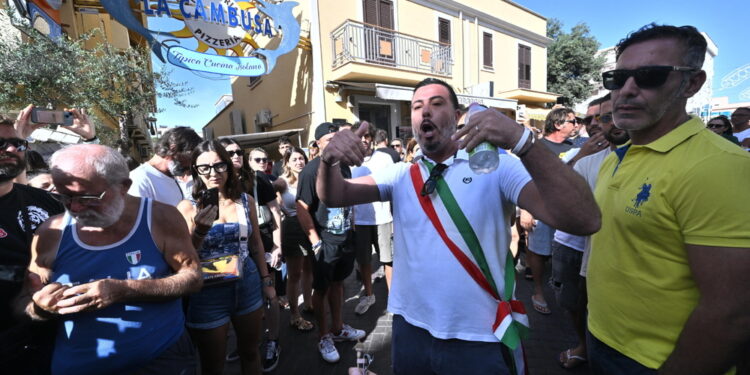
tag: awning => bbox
[218,128,305,150]
[496,88,559,106]
[375,83,518,111]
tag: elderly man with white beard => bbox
[20,144,203,375]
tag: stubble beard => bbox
[0,154,25,183]
[71,194,125,228]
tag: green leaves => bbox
[0,23,193,118]
[546,18,605,107]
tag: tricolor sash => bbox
[410,160,529,374]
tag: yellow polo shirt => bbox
[587,116,750,369]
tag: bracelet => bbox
[511,128,532,154]
[321,158,340,167]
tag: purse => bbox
[200,194,252,285]
[254,176,275,229]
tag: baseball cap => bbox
[314,122,338,140]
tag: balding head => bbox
[50,144,129,187]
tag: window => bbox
[483,32,493,69]
[518,45,531,89]
[438,17,450,45]
[248,75,261,88]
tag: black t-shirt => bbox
[296,157,352,235]
[251,173,277,206]
[539,138,574,159]
[0,184,64,331]
[377,147,401,163]
[271,160,284,178]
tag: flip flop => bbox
[559,349,587,369]
[531,295,551,315]
[290,316,314,332]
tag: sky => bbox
[150,0,750,131]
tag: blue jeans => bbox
[587,330,657,375]
[392,314,511,375]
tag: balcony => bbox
[331,20,452,77]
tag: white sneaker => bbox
[332,324,366,342]
[318,334,340,363]
[354,294,376,315]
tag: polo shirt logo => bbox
[625,182,651,217]
[462,177,472,184]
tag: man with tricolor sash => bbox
[316,78,601,374]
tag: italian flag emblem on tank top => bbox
[410,160,529,375]
[126,250,142,265]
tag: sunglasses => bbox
[602,66,697,90]
[0,138,29,152]
[583,113,614,126]
[420,163,448,197]
[707,123,727,129]
[390,144,402,149]
[194,162,229,175]
[226,150,243,157]
[52,190,107,207]
[253,157,268,163]
[564,119,577,125]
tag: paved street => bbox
[225,259,592,375]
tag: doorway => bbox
[358,103,391,138]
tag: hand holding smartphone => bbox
[30,108,74,126]
[199,188,220,221]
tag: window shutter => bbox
[483,32,492,68]
[438,18,451,44]
[378,0,393,29]
[518,45,531,88]
[363,0,377,25]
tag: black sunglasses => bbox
[420,164,448,197]
[707,123,727,129]
[194,162,228,175]
[582,113,614,126]
[253,157,268,163]
[226,150,243,157]
[0,138,29,152]
[52,191,107,207]
[602,66,697,90]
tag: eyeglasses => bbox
[226,150,243,157]
[194,162,229,175]
[52,191,107,207]
[707,123,727,129]
[602,66,697,90]
[253,157,268,163]
[420,163,448,197]
[0,138,28,152]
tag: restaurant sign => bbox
[101,0,300,76]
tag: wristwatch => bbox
[262,277,274,287]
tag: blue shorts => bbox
[186,257,263,330]
[528,221,554,256]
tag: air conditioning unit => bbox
[255,109,273,130]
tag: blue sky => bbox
[151,0,750,130]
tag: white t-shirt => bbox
[128,164,184,206]
[574,147,613,277]
[372,151,530,342]
[352,150,394,225]
[733,127,750,143]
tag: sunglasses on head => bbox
[253,157,268,163]
[602,65,697,90]
[194,162,228,175]
[226,150,243,157]
[0,137,29,152]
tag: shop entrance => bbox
[358,103,391,138]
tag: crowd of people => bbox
[0,22,748,375]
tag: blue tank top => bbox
[51,198,184,375]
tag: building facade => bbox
[203,0,556,152]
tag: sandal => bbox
[559,348,587,369]
[531,295,551,315]
[290,316,314,331]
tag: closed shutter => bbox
[518,45,531,89]
[363,0,377,25]
[483,32,492,68]
[378,0,393,29]
[438,18,450,44]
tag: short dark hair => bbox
[413,78,460,110]
[155,127,202,158]
[352,122,375,139]
[734,107,750,114]
[374,129,389,145]
[190,140,241,201]
[544,107,575,134]
[588,93,611,108]
[616,24,707,69]
[278,136,292,146]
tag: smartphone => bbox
[31,108,74,126]
[199,188,220,220]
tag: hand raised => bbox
[321,121,370,167]
[452,109,525,152]
[577,132,609,159]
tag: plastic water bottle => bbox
[465,103,499,174]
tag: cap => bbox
[314,122,338,140]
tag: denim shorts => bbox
[186,257,263,329]
[528,221,554,256]
[551,241,584,312]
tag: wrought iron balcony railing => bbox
[331,20,452,76]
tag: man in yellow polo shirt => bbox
[587,24,750,375]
